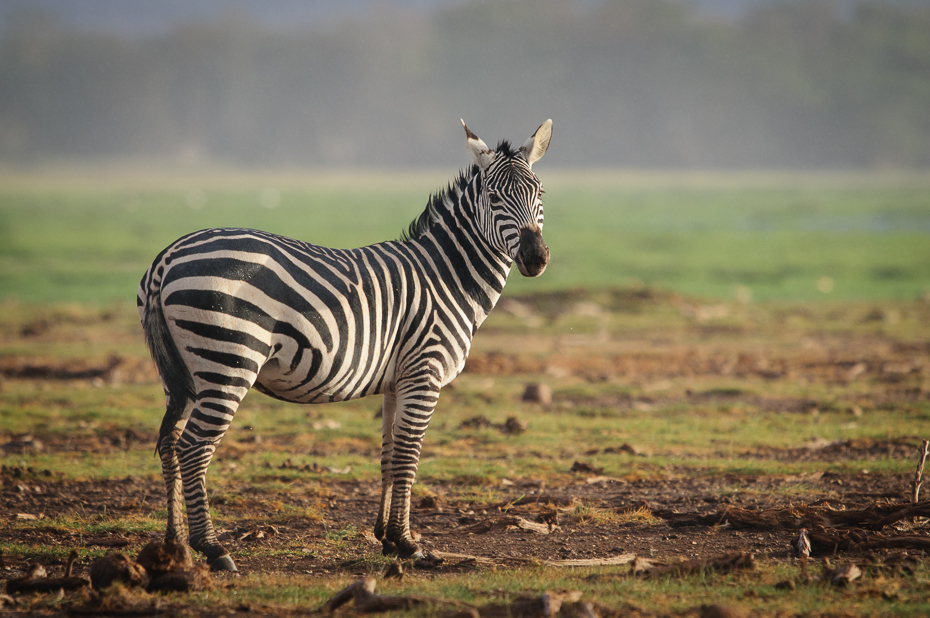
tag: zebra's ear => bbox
[462,119,495,170]
[520,119,553,167]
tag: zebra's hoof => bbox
[393,541,423,560]
[381,540,398,556]
[209,555,239,573]
[414,551,443,568]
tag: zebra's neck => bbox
[404,170,513,329]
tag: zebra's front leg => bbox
[384,383,438,559]
[374,390,397,555]
[176,400,239,572]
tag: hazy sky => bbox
[2,0,927,169]
[0,0,862,33]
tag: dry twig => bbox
[912,439,929,503]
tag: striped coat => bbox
[138,120,552,571]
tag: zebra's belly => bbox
[254,344,392,404]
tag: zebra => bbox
[137,119,552,572]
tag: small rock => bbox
[522,383,552,405]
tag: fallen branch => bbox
[5,551,89,594]
[870,503,930,530]
[657,501,930,532]
[5,574,89,595]
[632,551,755,577]
[808,527,930,554]
[460,516,555,535]
[542,553,636,568]
[426,551,636,569]
[428,551,498,566]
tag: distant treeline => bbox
[1,0,929,169]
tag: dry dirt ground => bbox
[1,454,923,579]
[2,293,929,615]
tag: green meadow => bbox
[1,170,928,304]
[2,170,930,617]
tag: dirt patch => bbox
[465,347,928,390]
[0,355,156,385]
[1,449,921,579]
[738,437,925,463]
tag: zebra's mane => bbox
[400,164,478,242]
[400,139,517,242]
[494,139,518,158]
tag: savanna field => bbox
[2,170,930,616]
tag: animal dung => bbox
[147,564,211,593]
[88,541,210,593]
[90,553,149,590]
[136,539,193,577]
[502,416,528,434]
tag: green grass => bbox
[2,296,927,483]
[177,562,930,616]
[4,373,925,483]
[1,205,928,617]
[1,170,928,303]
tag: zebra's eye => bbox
[488,191,502,204]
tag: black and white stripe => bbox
[137,120,552,571]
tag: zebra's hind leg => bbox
[176,391,245,573]
[374,390,397,555]
[157,391,194,545]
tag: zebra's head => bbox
[463,119,552,278]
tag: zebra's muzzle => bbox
[515,227,550,278]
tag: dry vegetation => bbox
[2,289,930,616]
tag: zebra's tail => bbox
[141,277,196,457]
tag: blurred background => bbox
[0,0,928,304]
[1,0,929,170]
